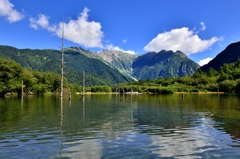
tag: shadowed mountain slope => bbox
[201,41,240,72]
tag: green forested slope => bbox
[132,50,200,80]
[0,45,131,86]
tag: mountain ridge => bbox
[97,49,138,78]
[201,41,240,72]
[4,42,240,84]
[132,50,199,80]
[0,45,131,86]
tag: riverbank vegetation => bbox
[1,56,240,96]
[0,57,65,96]
[124,59,240,94]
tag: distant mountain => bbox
[201,41,240,72]
[0,44,202,83]
[98,50,138,77]
[132,50,200,80]
[0,45,131,86]
[65,46,101,59]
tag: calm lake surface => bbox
[1,94,240,159]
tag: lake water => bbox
[1,94,240,158]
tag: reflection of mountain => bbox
[132,95,193,129]
[1,95,240,158]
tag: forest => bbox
[1,56,240,96]
[0,56,63,96]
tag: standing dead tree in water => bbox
[60,19,64,98]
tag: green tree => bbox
[21,68,37,94]
[219,80,237,93]
[193,69,206,78]
[232,68,240,79]
[0,57,22,95]
[207,67,219,77]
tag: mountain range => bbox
[0,45,130,86]
[97,50,200,80]
[0,41,240,86]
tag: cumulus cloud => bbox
[29,7,103,48]
[55,8,103,48]
[143,27,222,55]
[106,44,136,54]
[29,14,56,31]
[198,57,213,66]
[0,0,24,23]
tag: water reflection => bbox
[68,98,71,108]
[1,94,240,158]
[62,139,103,158]
[149,112,232,158]
[59,96,64,157]
[82,96,85,122]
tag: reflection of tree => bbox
[119,94,125,104]
[59,97,64,157]
[82,96,85,122]
[3,94,240,158]
[185,94,240,139]
[68,98,71,108]
[98,95,137,139]
[21,95,23,114]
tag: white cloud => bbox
[106,44,136,54]
[29,14,56,32]
[56,8,103,48]
[200,22,206,31]
[0,0,24,23]
[143,27,222,55]
[123,39,127,44]
[29,7,103,48]
[198,57,213,66]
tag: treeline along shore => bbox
[1,56,240,96]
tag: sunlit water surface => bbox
[1,94,240,158]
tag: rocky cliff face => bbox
[98,50,137,77]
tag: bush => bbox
[207,83,219,92]
[219,80,237,93]
[196,84,206,90]
[32,84,46,95]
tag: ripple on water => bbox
[144,112,238,158]
[2,95,240,158]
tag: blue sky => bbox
[0,0,240,66]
